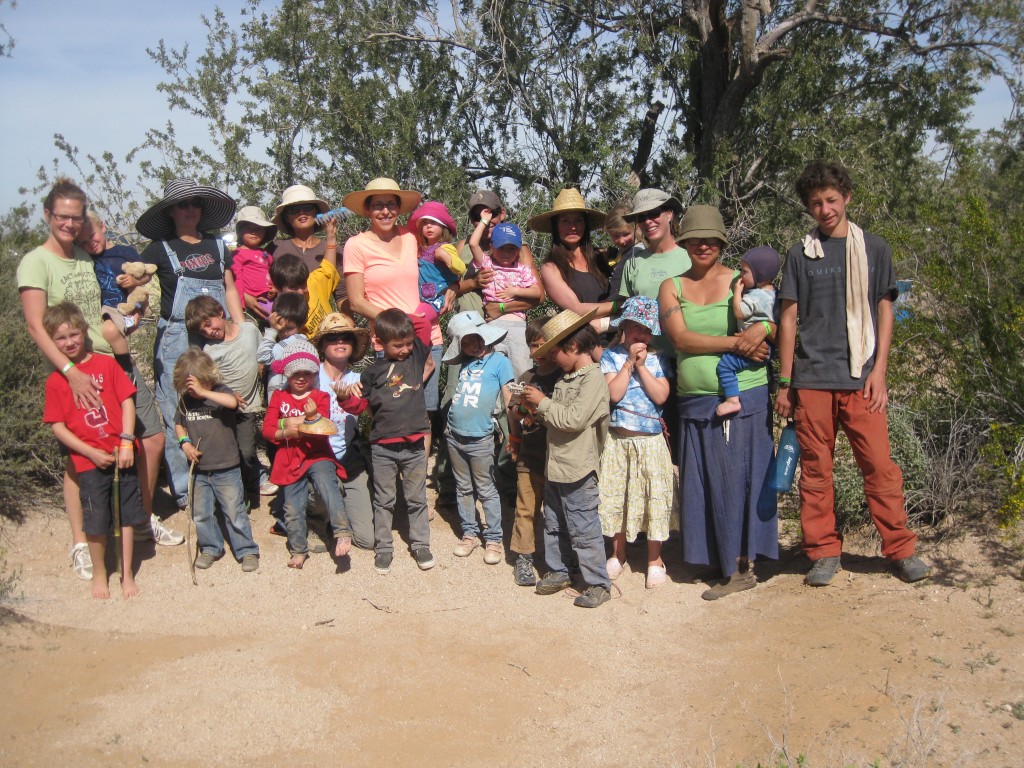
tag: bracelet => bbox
[611,300,619,314]
[177,435,192,446]
[778,376,792,386]
[325,241,337,247]
[761,320,772,336]
[119,432,135,443]
[499,302,507,314]
[61,361,75,375]
[279,418,286,430]
[119,441,135,450]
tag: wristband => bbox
[778,376,792,386]
[499,302,507,314]
[61,361,75,375]
[761,320,772,336]
[119,442,134,450]
[119,432,135,442]
[178,436,192,446]
[279,418,286,431]
[611,300,619,314]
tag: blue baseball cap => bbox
[490,223,522,250]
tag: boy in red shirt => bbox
[42,302,144,599]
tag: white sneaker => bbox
[259,480,279,496]
[70,543,93,580]
[135,514,185,546]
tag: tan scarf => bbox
[801,221,874,378]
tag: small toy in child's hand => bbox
[507,380,525,409]
[298,414,338,436]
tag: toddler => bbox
[716,246,781,417]
[598,296,678,588]
[337,309,436,574]
[230,205,278,325]
[41,302,143,600]
[469,215,541,375]
[263,339,353,569]
[173,348,260,572]
[521,309,611,608]
[408,201,467,338]
[443,311,515,565]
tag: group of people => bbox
[19,159,932,605]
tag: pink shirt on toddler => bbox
[231,248,274,312]
[480,254,535,320]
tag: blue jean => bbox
[280,460,352,555]
[542,472,609,589]
[446,431,502,543]
[193,466,259,559]
[371,440,430,554]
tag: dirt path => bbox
[1,498,1022,767]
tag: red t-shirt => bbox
[262,388,345,485]
[43,354,137,472]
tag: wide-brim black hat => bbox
[136,179,237,241]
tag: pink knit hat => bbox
[272,339,320,378]
[408,201,457,237]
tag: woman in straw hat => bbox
[657,205,778,601]
[138,178,240,511]
[313,312,375,550]
[528,188,615,332]
[271,184,347,307]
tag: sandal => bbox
[606,557,624,580]
[646,564,667,589]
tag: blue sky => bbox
[0,1,1015,217]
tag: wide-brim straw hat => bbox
[273,185,330,230]
[533,308,599,359]
[678,204,729,245]
[236,205,278,242]
[623,188,682,222]
[342,178,422,216]
[136,179,237,241]
[526,188,606,233]
[312,311,371,363]
[442,311,508,364]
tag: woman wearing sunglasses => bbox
[271,185,347,307]
[137,178,240,512]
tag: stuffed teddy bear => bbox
[116,261,158,317]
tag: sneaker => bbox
[514,553,536,586]
[240,554,259,573]
[70,543,92,581]
[574,584,611,608]
[892,554,932,583]
[374,551,393,574]
[701,569,756,600]
[535,571,571,595]
[413,547,436,571]
[136,514,185,546]
[307,535,328,554]
[194,552,217,569]
[482,542,503,565]
[259,481,279,496]
[806,556,842,587]
[453,537,479,557]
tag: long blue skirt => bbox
[679,385,778,576]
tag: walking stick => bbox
[185,438,201,586]
[112,449,123,582]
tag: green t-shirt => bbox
[675,275,767,396]
[16,244,112,356]
[619,245,691,301]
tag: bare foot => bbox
[716,398,742,417]
[335,536,352,558]
[92,574,110,600]
[121,577,140,599]
[287,553,309,569]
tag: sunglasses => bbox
[175,197,204,210]
[682,237,722,248]
[321,333,356,344]
[638,206,671,222]
[286,203,318,216]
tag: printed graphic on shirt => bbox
[385,369,420,399]
[180,252,217,273]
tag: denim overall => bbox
[152,239,228,507]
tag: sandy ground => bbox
[1,486,1022,768]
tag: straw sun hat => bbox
[526,188,606,233]
[342,178,422,216]
[533,308,599,359]
[312,312,372,363]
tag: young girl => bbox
[469,215,542,376]
[173,348,260,572]
[603,208,643,299]
[408,201,466,333]
[230,206,278,325]
[597,296,678,588]
[262,339,353,569]
[443,311,515,564]
[521,309,611,608]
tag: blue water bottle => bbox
[772,421,800,492]
[315,207,351,224]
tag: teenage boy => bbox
[775,161,931,587]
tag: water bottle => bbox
[771,421,800,492]
[315,207,352,224]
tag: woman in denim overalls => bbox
[137,180,241,509]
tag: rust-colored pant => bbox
[794,389,917,561]
[511,469,545,555]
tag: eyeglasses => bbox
[50,213,86,225]
[175,197,204,210]
[638,206,670,222]
[286,204,318,216]
[369,200,401,212]
[682,237,722,248]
